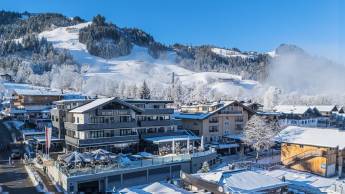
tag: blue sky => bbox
[1,0,344,63]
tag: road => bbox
[0,121,37,193]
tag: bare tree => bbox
[243,115,280,162]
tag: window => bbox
[235,124,243,130]
[77,117,79,123]
[120,129,134,136]
[209,117,218,123]
[209,126,218,133]
[104,130,111,137]
[147,128,156,133]
[158,127,165,133]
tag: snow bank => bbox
[24,165,47,192]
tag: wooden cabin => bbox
[278,126,345,177]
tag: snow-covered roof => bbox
[260,168,344,193]
[313,105,337,113]
[273,105,313,115]
[175,101,254,120]
[196,170,287,193]
[221,170,287,193]
[69,97,143,113]
[124,99,173,104]
[53,99,92,104]
[3,82,62,96]
[197,171,223,182]
[14,88,61,96]
[70,97,115,113]
[277,126,345,149]
[120,182,192,194]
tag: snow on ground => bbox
[211,48,254,59]
[267,50,277,57]
[39,23,258,91]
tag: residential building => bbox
[64,98,190,154]
[51,99,93,139]
[273,105,328,127]
[331,113,345,129]
[278,126,345,177]
[64,97,142,152]
[4,85,62,128]
[181,169,288,193]
[174,101,255,154]
[314,105,339,117]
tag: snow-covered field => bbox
[39,23,259,93]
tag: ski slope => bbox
[211,47,254,59]
[39,23,258,92]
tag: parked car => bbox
[11,149,22,159]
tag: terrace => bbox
[55,149,215,178]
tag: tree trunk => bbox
[256,151,259,163]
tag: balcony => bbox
[219,110,243,115]
[64,121,137,131]
[96,109,131,116]
[65,135,139,147]
[138,120,175,127]
[142,108,174,115]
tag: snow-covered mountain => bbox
[38,22,259,94]
[4,11,344,105]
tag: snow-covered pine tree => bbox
[200,161,210,173]
[140,80,151,99]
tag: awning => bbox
[33,136,64,143]
[144,135,200,144]
[211,143,239,149]
[224,134,244,141]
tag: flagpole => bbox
[45,126,48,159]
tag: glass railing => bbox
[61,154,191,177]
[57,150,216,177]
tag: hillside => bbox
[38,22,258,93]
[1,11,344,105]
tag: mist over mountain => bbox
[0,10,343,105]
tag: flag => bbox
[45,126,52,154]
